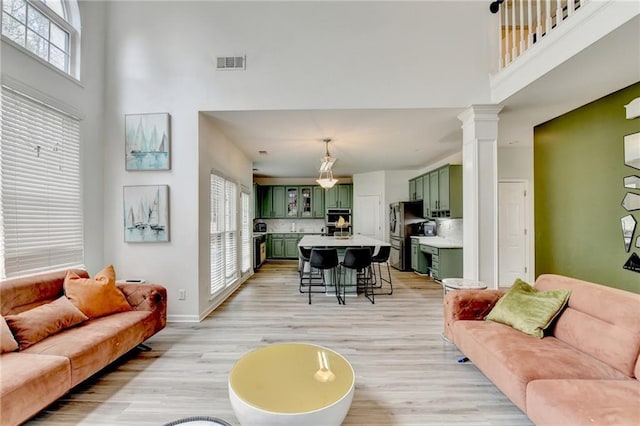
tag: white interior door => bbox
[498,181,528,287]
[355,195,381,240]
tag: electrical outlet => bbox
[178,289,186,300]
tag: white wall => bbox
[198,114,254,320]
[1,1,107,274]
[101,0,496,320]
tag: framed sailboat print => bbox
[123,185,170,242]
[125,113,171,171]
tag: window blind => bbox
[210,174,225,296]
[0,87,83,279]
[241,191,250,274]
[224,179,237,286]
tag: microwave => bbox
[254,222,267,232]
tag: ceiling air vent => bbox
[216,55,246,70]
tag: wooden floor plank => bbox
[28,260,531,425]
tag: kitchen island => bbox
[298,234,390,248]
[298,235,390,299]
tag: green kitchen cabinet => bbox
[411,238,428,274]
[421,244,462,281]
[286,187,299,217]
[429,170,439,213]
[409,179,417,201]
[299,187,313,217]
[415,176,423,201]
[434,165,462,218]
[325,184,352,209]
[253,183,260,219]
[261,186,287,218]
[270,233,285,258]
[284,234,299,258]
[312,186,325,218]
[422,173,431,219]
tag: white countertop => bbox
[411,236,463,249]
[298,235,391,247]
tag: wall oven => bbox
[326,208,351,236]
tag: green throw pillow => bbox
[485,279,571,338]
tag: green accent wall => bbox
[534,82,640,294]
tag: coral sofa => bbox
[0,269,167,426]
[444,274,640,426]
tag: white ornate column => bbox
[458,105,502,288]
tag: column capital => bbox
[458,104,503,144]
[457,105,503,124]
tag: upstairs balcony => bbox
[490,0,640,103]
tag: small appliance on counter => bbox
[254,222,267,232]
[419,221,437,236]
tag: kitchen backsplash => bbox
[436,218,463,242]
[257,219,326,233]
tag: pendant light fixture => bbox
[316,138,338,189]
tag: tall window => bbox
[2,0,78,76]
[241,191,250,274]
[0,86,83,279]
[210,173,238,297]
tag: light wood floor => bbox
[30,261,531,426]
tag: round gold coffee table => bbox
[228,343,354,426]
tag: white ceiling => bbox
[204,15,639,179]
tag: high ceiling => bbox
[204,15,639,179]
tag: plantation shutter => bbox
[0,87,83,279]
[241,191,250,274]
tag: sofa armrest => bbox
[117,283,167,329]
[443,289,505,343]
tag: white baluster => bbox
[546,0,552,35]
[536,0,542,41]
[511,0,517,61]
[498,4,504,69]
[504,2,511,64]
[567,0,575,16]
[556,0,563,27]
[519,0,525,55]
[527,0,533,49]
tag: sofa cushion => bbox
[453,319,629,411]
[0,352,71,426]
[64,265,132,319]
[526,379,640,426]
[536,274,640,377]
[4,296,88,350]
[0,315,19,353]
[23,310,156,386]
[485,279,570,338]
[1,269,89,315]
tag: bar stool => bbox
[304,248,340,305]
[339,247,374,304]
[298,246,321,293]
[370,246,393,295]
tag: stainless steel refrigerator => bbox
[389,201,423,271]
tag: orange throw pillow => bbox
[64,265,132,318]
[5,296,88,350]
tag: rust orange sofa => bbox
[0,269,167,426]
[444,274,640,426]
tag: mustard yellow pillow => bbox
[1,315,19,353]
[64,265,132,318]
[4,296,88,350]
[485,279,570,338]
